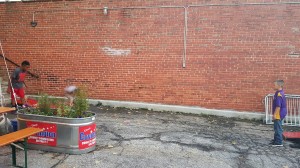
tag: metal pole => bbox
[294,98,296,125]
[183,7,188,68]
[266,95,268,123]
[0,40,18,107]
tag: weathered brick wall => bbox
[1,0,300,112]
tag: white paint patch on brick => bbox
[291,27,300,33]
[288,53,300,58]
[277,45,295,49]
[102,47,131,56]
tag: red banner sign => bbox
[26,121,57,147]
[79,124,96,149]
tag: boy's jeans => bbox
[273,119,283,144]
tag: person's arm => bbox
[273,107,281,120]
[273,93,282,120]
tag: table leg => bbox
[24,138,28,168]
[4,113,8,133]
[11,143,16,166]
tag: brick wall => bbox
[0,0,300,112]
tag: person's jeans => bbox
[274,119,283,144]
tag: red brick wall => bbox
[1,0,300,112]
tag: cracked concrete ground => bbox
[1,105,300,168]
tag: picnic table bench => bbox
[0,127,42,168]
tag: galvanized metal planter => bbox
[17,111,96,155]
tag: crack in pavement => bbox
[259,155,265,168]
[159,139,217,152]
[232,132,256,168]
[155,117,213,129]
[95,125,124,151]
[234,144,252,168]
[50,154,69,168]
[97,125,124,140]
[111,136,153,142]
[280,154,299,167]
[117,146,125,156]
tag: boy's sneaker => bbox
[271,143,283,147]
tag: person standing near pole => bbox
[7,61,30,108]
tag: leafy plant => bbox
[24,87,90,118]
[72,87,89,118]
[37,94,58,116]
[57,102,72,117]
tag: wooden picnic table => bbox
[0,127,43,168]
[0,127,42,146]
[0,107,16,114]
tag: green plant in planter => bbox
[57,102,72,117]
[37,94,58,116]
[72,87,89,118]
[24,87,90,118]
